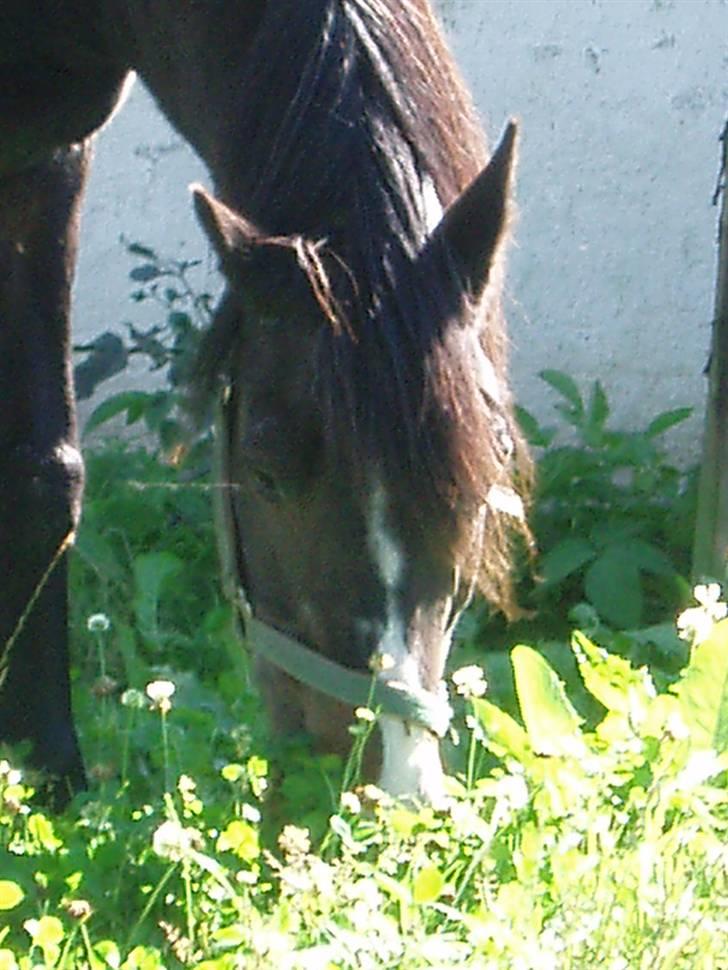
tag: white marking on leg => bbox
[366,481,446,803]
[379,718,446,806]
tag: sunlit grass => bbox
[0,443,725,968]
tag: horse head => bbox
[191,122,525,804]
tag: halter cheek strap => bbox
[213,393,453,739]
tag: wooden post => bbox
[693,119,728,583]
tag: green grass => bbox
[0,441,725,969]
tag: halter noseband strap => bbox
[214,395,453,739]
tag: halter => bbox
[212,393,453,739]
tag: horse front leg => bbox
[0,144,89,806]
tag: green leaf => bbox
[586,381,610,435]
[511,645,585,757]
[27,813,62,852]
[215,820,260,862]
[672,618,728,752]
[584,548,643,628]
[126,242,157,260]
[24,915,64,962]
[73,528,126,585]
[571,631,655,723]
[84,391,153,435]
[619,538,675,577]
[471,697,532,761]
[211,925,248,950]
[129,263,162,282]
[540,370,582,410]
[646,407,692,439]
[413,865,445,904]
[93,940,122,969]
[515,405,556,447]
[0,881,24,911]
[0,949,19,970]
[132,551,182,636]
[538,537,595,588]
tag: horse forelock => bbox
[196,0,530,614]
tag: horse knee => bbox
[4,441,84,541]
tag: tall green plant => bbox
[517,370,695,629]
[74,242,214,457]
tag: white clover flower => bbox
[694,582,726,614]
[354,706,376,723]
[369,651,395,673]
[675,749,725,791]
[340,791,362,815]
[146,680,176,713]
[361,783,388,805]
[86,613,111,633]
[452,664,488,699]
[152,819,195,861]
[278,824,311,862]
[241,802,261,824]
[498,773,529,810]
[0,761,22,787]
[677,583,727,645]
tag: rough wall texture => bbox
[73,0,728,458]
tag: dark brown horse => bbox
[0,0,528,805]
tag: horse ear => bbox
[434,120,517,298]
[191,185,327,322]
[191,184,259,274]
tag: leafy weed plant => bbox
[517,369,696,631]
[0,582,725,968]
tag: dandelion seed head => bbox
[87,613,111,633]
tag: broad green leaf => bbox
[215,820,259,862]
[471,697,532,761]
[572,631,655,724]
[211,924,248,950]
[73,528,126,584]
[132,552,182,636]
[83,391,152,435]
[512,645,586,757]
[27,813,62,852]
[93,940,121,969]
[0,949,18,970]
[129,263,161,282]
[387,807,421,840]
[538,537,595,588]
[121,946,167,970]
[413,865,445,904]
[646,407,692,438]
[672,618,728,752]
[585,548,643,628]
[619,539,675,577]
[0,881,24,911]
[24,915,64,959]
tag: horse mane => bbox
[196,0,531,615]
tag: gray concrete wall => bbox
[73,0,728,458]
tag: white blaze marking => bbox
[366,481,446,803]
[422,175,444,234]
